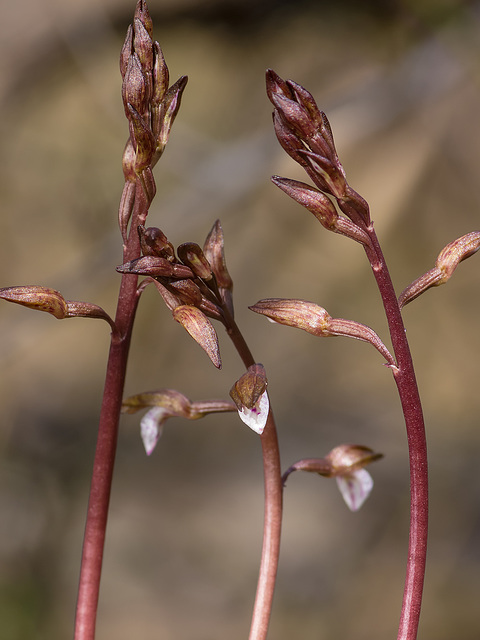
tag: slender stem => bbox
[74,184,145,640]
[248,411,282,640]
[225,314,283,640]
[366,227,428,640]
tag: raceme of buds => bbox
[122,388,236,454]
[0,286,115,330]
[172,305,222,369]
[250,298,396,367]
[119,1,188,239]
[267,69,370,227]
[398,231,480,308]
[282,444,383,511]
[230,364,269,435]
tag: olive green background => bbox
[1,0,480,638]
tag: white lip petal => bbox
[140,407,167,455]
[238,391,269,435]
[336,468,374,511]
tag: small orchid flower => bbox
[122,389,236,455]
[230,364,269,435]
[282,444,383,511]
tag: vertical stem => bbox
[225,316,283,640]
[248,411,282,640]
[366,228,428,640]
[74,185,145,640]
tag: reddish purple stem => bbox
[366,227,428,640]
[74,185,145,640]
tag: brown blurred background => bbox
[1,0,480,638]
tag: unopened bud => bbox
[120,24,133,79]
[138,225,175,260]
[0,286,68,319]
[155,75,188,157]
[168,280,203,307]
[172,305,221,369]
[133,17,154,74]
[152,41,169,107]
[134,0,153,37]
[0,286,115,329]
[203,220,234,316]
[122,53,147,117]
[177,243,213,281]
[271,176,338,230]
[250,298,395,367]
[116,256,193,278]
[127,103,155,173]
[399,231,480,308]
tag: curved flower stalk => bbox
[282,444,383,512]
[266,70,431,640]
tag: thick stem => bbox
[225,315,283,640]
[74,185,145,640]
[366,227,428,640]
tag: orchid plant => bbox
[1,2,479,640]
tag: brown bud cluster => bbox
[117,220,234,368]
[266,70,371,245]
[398,231,480,308]
[119,0,188,242]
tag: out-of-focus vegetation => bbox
[1,1,480,638]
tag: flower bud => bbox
[399,231,480,308]
[172,305,221,369]
[177,243,213,281]
[152,41,169,107]
[127,103,155,173]
[138,225,175,260]
[0,286,68,319]
[250,298,395,366]
[230,364,269,435]
[134,0,153,37]
[116,256,193,278]
[122,53,147,117]
[271,176,338,230]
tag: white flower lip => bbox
[336,468,374,511]
[237,390,269,435]
[140,406,167,455]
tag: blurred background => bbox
[1,0,480,638]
